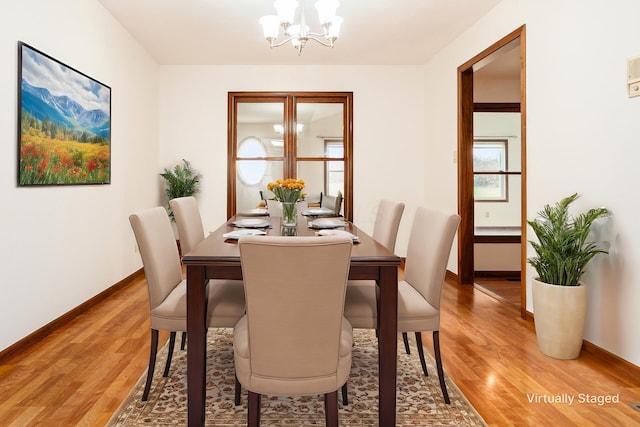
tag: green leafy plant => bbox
[159,159,202,220]
[527,193,610,286]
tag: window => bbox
[236,137,267,185]
[324,140,344,196]
[228,92,353,220]
[473,139,507,202]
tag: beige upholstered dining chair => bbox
[129,206,245,402]
[169,196,244,328]
[371,199,406,252]
[169,196,205,256]
[129,206,191,401]
[343,206,460,404]
[170,196,246,329]
[320,192,343,215]
[234,235,353,427]
[344,199,405,329]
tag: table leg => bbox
[187,265,207,427]
[377,265,398,426]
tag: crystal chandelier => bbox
[259,0,343,55]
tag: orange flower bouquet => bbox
[267,178,305,226]
[267,178,305,203]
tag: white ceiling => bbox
[97,0,504,66]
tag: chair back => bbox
[238,235,352,391]
[372,199,405,252]
[169,196,205,256]
[404,207,460,310]
[129,207,184,311]
[321,193,343,215]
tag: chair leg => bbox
[142,329,159,401]
[234,375,242,406]
[163,331,177,377]
[324,391,339,427]
[180,331,187,350]
[248,391,261,427]
[402,332,411,354]
[433,331,450,404]
[414,332,429,376]
[341,382,348,406]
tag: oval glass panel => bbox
[237,137,267,185]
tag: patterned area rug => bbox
[108,329,486,426]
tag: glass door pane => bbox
[235,102,284,213]
[229,92,352,220]
[295,102,344,202]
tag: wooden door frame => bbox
[457,25,528,319]
[227,91,354,221]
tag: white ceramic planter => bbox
[532,278,587,359]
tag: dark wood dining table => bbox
[181,214,401,426]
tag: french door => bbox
[228,92,353,220]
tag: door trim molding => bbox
[457,25,528,319]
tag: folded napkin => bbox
[316,229,359,242]
[223,229,267,240]
[308,218,346,229]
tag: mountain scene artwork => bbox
[18,43,111,185]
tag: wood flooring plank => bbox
[422,279,640,427]
[1,271,639,425]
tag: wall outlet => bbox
[485,211,490,218]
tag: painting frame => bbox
[17,42,111,186]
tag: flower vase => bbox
[281,225,297,236]
[281,201,297,227]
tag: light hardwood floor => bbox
[1,271,639,426]
[473,276,521,306]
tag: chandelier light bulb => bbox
[315,0,339,25]
[259,15,281,40]
[273,0,298,26]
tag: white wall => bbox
[158,66,426,255]
[423,0,640,365]
[0,0,159,352]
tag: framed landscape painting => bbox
[18,42,111,185]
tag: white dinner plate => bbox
[223,229,267,240]
[232,218,271,228]
[308,218,346,229]
[237,208,269,217]
[317,229,359,242]
[301,207,336,216]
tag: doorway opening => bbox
[457,26,528,318]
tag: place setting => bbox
[301,207,338,217]
[231,218,272,228]
[307,218,346,229]
[223,218,272,240]
[306,218,360,242]
[315,228,359,242]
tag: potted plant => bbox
[159,159,202,221]
[527,193,610,359]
